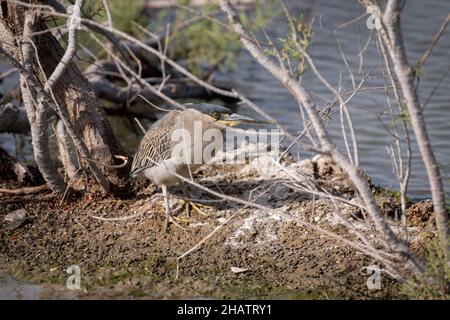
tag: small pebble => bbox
[5,208,28,230]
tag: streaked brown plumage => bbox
[130,110,180,179]
[130,103,264,231]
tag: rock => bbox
[5,208,28,230]
[231,267,249,274]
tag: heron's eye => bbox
[212,112,220,120]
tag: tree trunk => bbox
[0,0,129,191]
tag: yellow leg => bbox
[186,201,210,217]
[161,185,186,232]
[162,185,170,231]
[181,184,211,217]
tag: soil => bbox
[0,151,436,299]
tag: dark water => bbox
[1,0,449,200]
[0,276,45,299]
[0,275,77,299]
[215,0,450,200]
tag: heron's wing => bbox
[130,111,179,177]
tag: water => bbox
[0,276,76,299]
[1,0,449,200]
[215,0,450,200]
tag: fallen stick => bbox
[0,184,48,195]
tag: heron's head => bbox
[187,103,266,127]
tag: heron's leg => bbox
[181,184,191,217]
[161,185,187,232]
[162,185,170,232]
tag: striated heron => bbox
[130,103,265,231]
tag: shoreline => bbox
[0,152,435,299]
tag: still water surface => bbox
[0,0,448,201]
[215,0,450,199]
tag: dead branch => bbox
[218,0,424,276]
[85,60,230,106]
[45,0,83,89]
[418,13,450,67]
[18,12,68,195]
[378,0,449,261]
[10,3,239,100]
[0,183,48,195]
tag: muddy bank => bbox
[0,150,435,299]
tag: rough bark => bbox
[0,1,67,194]
[20,75,67,194]
[31,22,126,182]
[0,0,129,190]
[56,119,78,179]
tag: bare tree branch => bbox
[218,0,424,275]
[379,0,449,261]
[19,12,67,195]
[418,13,450,67]
[45,0,83,90]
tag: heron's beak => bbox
[218,113,268,127]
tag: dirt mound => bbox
[407,200,434,226]
[0,152,431,299]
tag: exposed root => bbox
[81,154,129,169]
[0,184,48,195]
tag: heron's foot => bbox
[182,200,211,217]
[163,214,188,233]
[172,215,191,224]
[162,205,188,232]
